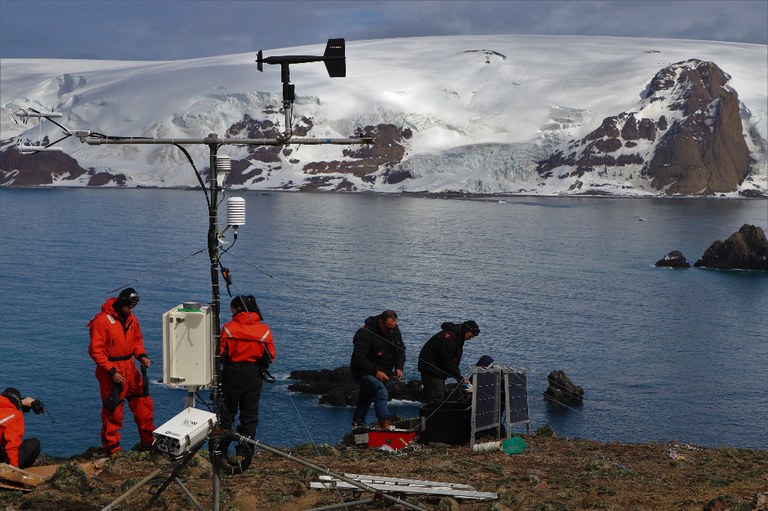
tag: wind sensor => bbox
[12,108,69,153]
[257,38,345,101]
[257,38,350,140]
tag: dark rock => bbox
[694,224,768,271]
[287,366,422,406]
[0,147,89,186]
[544,370,584,405]
[655,250,691,268]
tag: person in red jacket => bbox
[219,295,276,449]
[88,288,156,456]
[0,387,42,468]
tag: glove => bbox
[104,382,124,412]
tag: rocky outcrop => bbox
[694,224,768,270]
[655,250,691,269]
[544,370,584,405]
[218,119,411,191]
[288,366,422,406]
[537,60,753,195]
[644,61,751,194]
[0,146,90,186]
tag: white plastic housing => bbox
[162,303,213,387]
[153,407,217,456]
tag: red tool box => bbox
[365,430,416,450]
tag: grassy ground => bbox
[2,431,767,511]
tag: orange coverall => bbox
[88,297,155,455]
[0,395,25,467]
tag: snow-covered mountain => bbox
[1,35,766,196]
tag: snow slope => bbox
[1,35,766,193]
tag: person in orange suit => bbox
[88,287,155,456]
[219,295,276,451]
[0,387,42,468]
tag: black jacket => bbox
[417,322,464,381]
[350,316,406,379]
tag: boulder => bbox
[655,250,691,268]
[287,366,422,406]
[544,370,584,405]
[694,224,768,271]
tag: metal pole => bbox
[206,133,223,511]
[100,468,163,511]
[236,435,429,511]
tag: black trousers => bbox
[0,437,41,469]
[421,376,447,403]
[221,365,264,439]
[421,376,465,404]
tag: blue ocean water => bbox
[0,188,766,457]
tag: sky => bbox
[0,0,766,61]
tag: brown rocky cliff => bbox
[645,61,751,194]
[0,147,90,186]
[537,59,753,195]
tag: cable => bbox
[105,246,207,295]
[173,143,210,210]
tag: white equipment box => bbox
[162,303,213,387]
[153,407,217,456]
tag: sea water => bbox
[0,188,766,457]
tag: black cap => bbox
[2,387,22,409]
[115,287,140,309]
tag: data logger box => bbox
[162,303,213,388]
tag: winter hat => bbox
[476,355,494,369]
[462,320,480,336]
[115,287,140,309]
[2,387,23,409]
[231,295,263,317]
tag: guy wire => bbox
[106,246,207,295]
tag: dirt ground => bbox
[2,431,767,511]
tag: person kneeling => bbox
[0,387,43,468]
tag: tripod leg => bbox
[174,477,206,511]
[141,443,203,510]
[100,469,163,511]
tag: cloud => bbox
[1,0,765,60]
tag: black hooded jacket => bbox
[350,316,406,379]
[417,322,465,381]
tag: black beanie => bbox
[231,295,262,317]
[115,287,140,309]
[2,387,23,409]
